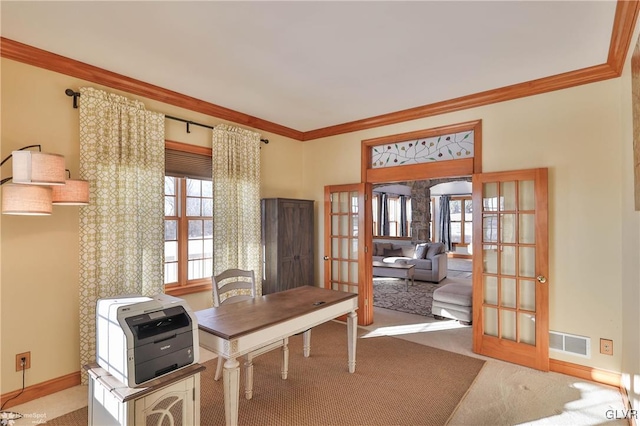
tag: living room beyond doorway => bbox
[371,178,473,321]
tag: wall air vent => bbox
[549,331,590,358]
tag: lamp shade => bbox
[1,183,53,215]
[52,179,90,205]
[12,150,66,185]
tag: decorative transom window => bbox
[371,129,474,168]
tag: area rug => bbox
[373,276,471,316]
[46,321,485,425]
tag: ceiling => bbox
[0,1,628,137]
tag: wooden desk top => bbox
[195,285,357,340]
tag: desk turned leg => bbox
[281,337,289,380]
[303,329,311,357]
[347,311,357,373]
[223,357,240,426]
[244,355,254,400]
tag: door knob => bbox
[323,256,329,261]
[536,275,547,284]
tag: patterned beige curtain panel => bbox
[212,124,262,293]
[78,87,165,381]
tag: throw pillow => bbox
[413,243,428,259]
[376,243,392,256]
[426,243,444,259]
[383,248,404,257]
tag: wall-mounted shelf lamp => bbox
[0,145,89,215]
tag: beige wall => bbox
[301,77,629,372]
[0,58,303,393]
[620,26,640,410]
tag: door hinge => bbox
[330,193,333,202]
[364,246,368,253]
[365,298,369,307]
[365,193,368,201]
[193,387,196,401]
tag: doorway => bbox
[350,120,550,371]
[371,178,473,318]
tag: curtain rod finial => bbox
[65,89,80,108]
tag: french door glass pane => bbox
[519,213,535,244]
[332,238,339,257]
[350,238,358,260]
[332,196,340,213]
[483,245,498,274]
[340,261,349,282]
[501,214,516,244]
[500,245,516,276]
[483,276,498,305]
[351,215,359,236]
[483,183,499,211]
[501,181,516,211]
[340,215,349,236]
[350,261,358,282]
[484,307,498,337]
[339,191,349,213]
[519,180,535,210]
[501,277,517,308]
[350,191,358,213]
[519,313,536,345]
[501,310,516,341]
[483,214,498,243]
[519,246,536,278]
[341,239,348,260]
[519,279,536,311]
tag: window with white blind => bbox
[164,142,214,296]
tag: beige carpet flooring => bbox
[43,321,484,425]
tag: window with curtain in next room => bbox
[372,193,412,238]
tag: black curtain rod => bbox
[65,89,268,144]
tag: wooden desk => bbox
[196,285,358,426]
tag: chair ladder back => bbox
[212,268,256,307]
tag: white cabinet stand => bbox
[85,363,204,426]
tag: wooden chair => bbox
[212,268,289,400]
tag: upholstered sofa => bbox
[372,241,447,283]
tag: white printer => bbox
[96,293,199,388]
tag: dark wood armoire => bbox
[261,198,314,295]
